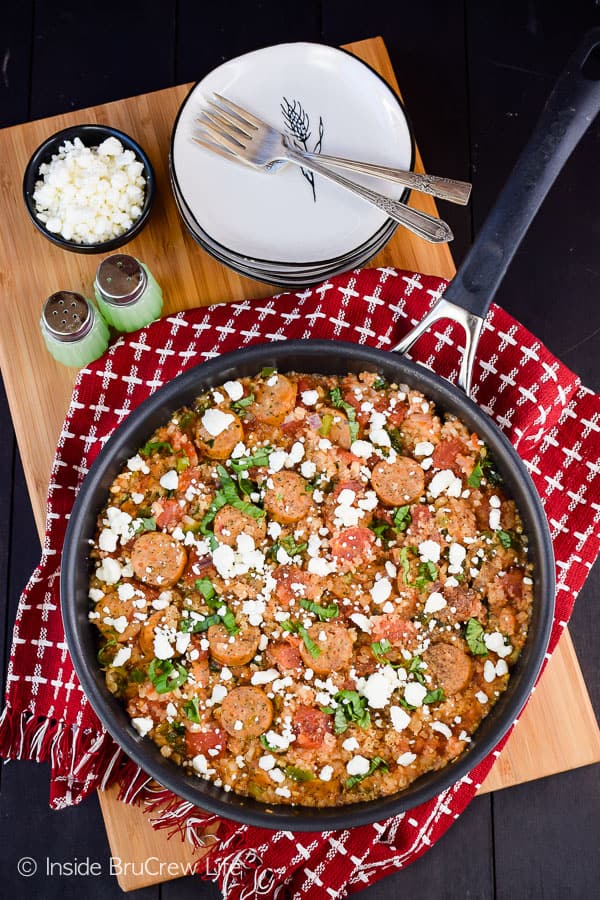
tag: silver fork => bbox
[194,93,454,244]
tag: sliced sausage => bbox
[272,565,316,607]
[264,471,312,524]
[267,638,304,674]
[195,410,244,460]
[299,622,353,675]
[330,526,375,572]
[370,614,417,647]
[207,623,260,667]
[220,686,273,737]
[131,532,187,589]
[213,505,267,547]
[423,642,472,695]
[139,605,180,658]
[95,592,141,643]
[318,406,352,449]
[371,457,425,506]
[438,586,484,623]
[252,374,297,426]
[292,706,332,749]
[185,725,226,759]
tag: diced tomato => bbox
[170,430,199,467]
[272,565,313,607]
[177,465,203,492]
[185,726,226,759]
[370,614,417,646]
[332,480,365,501]
[268,638,304,673]
[330,527,375,570]
[387,402,408,427]
[292,706,332,749]
[154,499,185,529]
[181,547,213,586]
[432,439,468,475]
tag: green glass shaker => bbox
[94,254,163,332]
[40,291,110,368]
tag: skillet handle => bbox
[444,27,600,318]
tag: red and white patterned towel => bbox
[1,266,599,899]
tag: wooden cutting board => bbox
[0,36,598,893]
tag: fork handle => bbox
[282,143,453,244]
[298,151,471,206]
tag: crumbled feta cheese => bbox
[286,441,304,466]
[251,668,279,685]
[476,690,489,704]
[495,659,509,677]
[300,460,317,479]
[131,717,154,737]
[269,767,285,784]
[268,450,287,472]
[484,632,513,658]
[301,390,319,405]
[350,440,374,459]
[483,660,497,683]
[99,528,118,553]
[489,495,501,508]
[403,682,428,708]
[346,755,370,777]
[111,647,132,668]
[431,721,452,739]
[95,557,122,584]
[424,592,446,615]
[319,765,333,782]
[350,613,372,633]
[192,754,211,776]
[397,752,417,767]
[370,577,392,605]
[127,454,149,473]
[33,136,147,244]
[342,736,360,752]
[414,441,435,457]
[419,539,440,564]
[159,470,179,491]
[361,666,399,709]
[489,507,502,530]
[175,631,191,655]
[201,408,235,437]
[448,543,466,573]
[223,380,244,401]
[428,469,456,498]
[153,632,175,660]
[259,754,276,771]
[88,588,105,603]
[117,582,135,602]
[390,705,411,732]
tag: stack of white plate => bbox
[170,42,415,287]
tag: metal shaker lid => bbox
[95,254,147,305]
[42,292,93,342]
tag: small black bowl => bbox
[23,124,155,254]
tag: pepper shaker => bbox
[40,291,110,367]
[94,254,163,332]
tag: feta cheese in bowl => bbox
[23,124,155,253]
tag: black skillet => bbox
[62,30,600,830]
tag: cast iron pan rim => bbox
[61,339,555,831]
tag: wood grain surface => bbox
[0,35,597,893]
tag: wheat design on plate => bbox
[280,97,324,202]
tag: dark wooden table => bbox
[1,2,599,897]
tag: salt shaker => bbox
[40,291,110,368]
[94,254,163,332]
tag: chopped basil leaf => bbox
[329,386,359,443]
[221,607,240,636]
[180,613,221,634]
[423,688,445,705]
[260,366,276,378]
[465,617,488,656]
[183,697,201,724]
[398,547,412,584]
[346,756,389,789]
[408,655,427,685]
[415,561,437,591]
[230,392,255,413]
[279,535,308,558]
[140,440,173,458]
[260,735,282,752]
[285,765,314,782]
[331,690,370,733]
[371,638,392,664]
[279,620,322,658]
[216,465,265,520]
[497,529,513,549]
[300,598,339,620]
[392,505,411,532]
[372,376,388,390]
[386,427,404,453]
[229,446,272,472]
[467,460,484,488]
[136,516,156,533]
[483,454,504,486]
[195,577,216,603]
[148,658,188,694]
